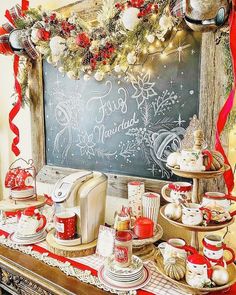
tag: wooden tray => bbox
[160,205,234,232]
[132,224,163,248]
[46,229,97,258]
[154,252,236,295]
[166,165,229,180]
[0,195,46,212]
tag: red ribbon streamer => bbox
[215,7,236,193]
[9,55,22,156]
[4,10,15,26]
[21,0,29,15]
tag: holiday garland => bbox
[2,0,177,82]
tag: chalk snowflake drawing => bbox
[76,132,96,157]
[53,97,83,162]
[130,72,157,109]
[152,90,179,116]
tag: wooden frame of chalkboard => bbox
[29,0,228,198]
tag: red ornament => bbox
[37,28,51,41]
[130,0,144,8]
[76,32,90,48]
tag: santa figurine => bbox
[186,252,213,288]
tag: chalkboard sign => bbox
[43,32,201,180]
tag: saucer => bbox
[53,232,82,246]
[11,186,34,199]
[98,264,151,291]
[9,231,47,245]
[105,255,143,277]
[15,230,44,240]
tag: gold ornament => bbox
[212,265,229,286]
[164,257,186,281]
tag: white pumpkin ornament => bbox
[127,52,137,65]
[212,266,229,286]
[121,7,140,31]
[49,36,66,57]
[164,203,182,220]
[94,71,104,81]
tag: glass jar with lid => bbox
[114,231,132,267]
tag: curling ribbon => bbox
[215,4,236,193]
[9,55,22,156]
[7,1,29,156]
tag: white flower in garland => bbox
[127,52,137,65]
[121,7,140,31]
[94,71,104,81]
[49,36,66,57]
[159,14,174,32]
[114,65,121,73]
[67,71,77,79]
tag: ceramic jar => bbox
[202,234,235,267]
[16,207,46,237]
[186,252,213,288]
[114,231,132,267]
[128,181,145,217]
[178,149,213,171]
[181,203,212,226]
[161,182,192,203]
[142,192,160,227]
[133,217,154,239]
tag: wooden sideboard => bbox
[0,245,108,295]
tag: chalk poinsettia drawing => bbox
[77,132,95,157]
[130,72,157,109]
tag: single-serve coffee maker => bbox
[52,171,107,244]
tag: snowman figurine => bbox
[186,252,213,288]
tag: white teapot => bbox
[16,206,47,237]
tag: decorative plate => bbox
[9,231,47,245]
[105,255,143,276]
[98,264,151,291]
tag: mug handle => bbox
[200,207,212,224]
[36,214,47,232]
[161,184,173,202]
[202,150,213,171]
[226,195,236,202]
[175,244,197,254]
[223,243,236,265]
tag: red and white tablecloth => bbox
[0,218,235,295]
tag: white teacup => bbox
[158,238,195,262]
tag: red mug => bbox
[55,211,76,240]
[15,169,33,188]
[5,168,20,188]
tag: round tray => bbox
[154,252,236,295]
[46,229,97,258]
[0,195,46,212]
[132,224,163,248]
[166,165,229,179]
[160,205,234,232]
